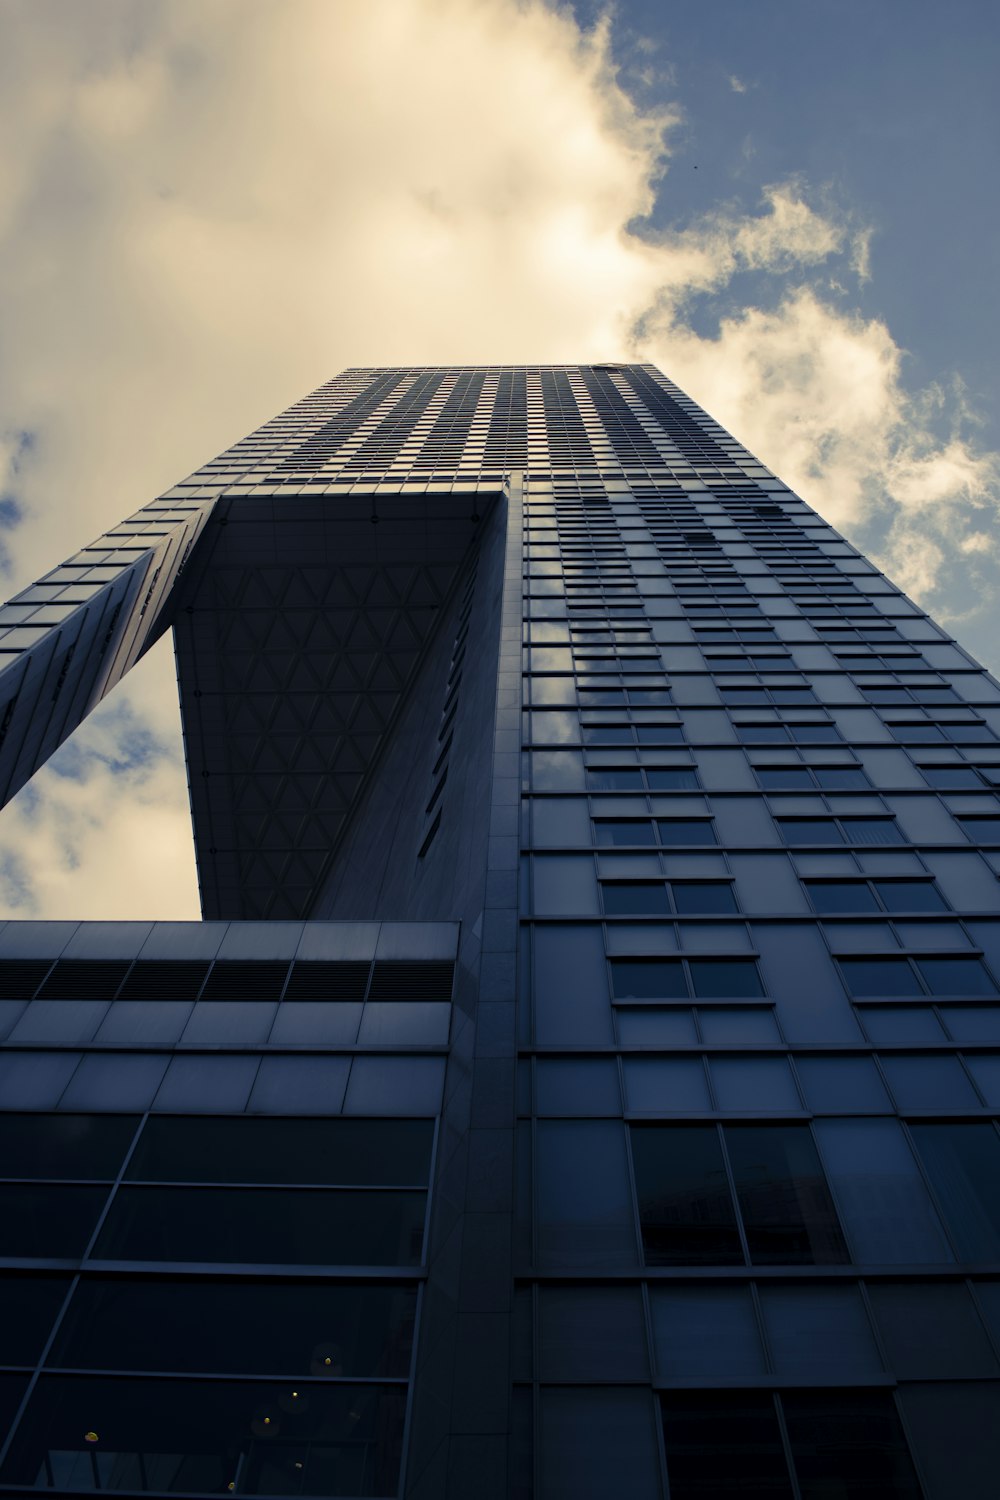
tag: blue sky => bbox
[600,0,999,416]
[0,0,997,916]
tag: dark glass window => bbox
[839,818,901,846]
[646,769,701,790]
[909,1123,1000,1260]
[661,1391,793,1499]
[0,1115,137,1180]
[782,1389,923,1498]
[631,1125,742,1265]
[672,883,738,914]
[0,1276,71,1364]
[656,818,717,846]
[872,881,947,913]
[587,769,644,790]
[125,1117,433,1187]
[806,882,879,914]
[0,1376,405,1496]
[594,820,656,846]
[916,957,998,996]
[610,960,687,1001]
[601,883,670,916]
[960,817,1000,841]
[777,819,844,845]
[635,726,684,744]
[48,1279,416,1377]
[921,766,983,789]
[688,960,764,999]
[725,1125,848,1265]
[0,1186,107,1259]
[758,769,814,790]
[839,959,923,998]
[93,1187,427,1267]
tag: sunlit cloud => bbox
[0,0,996,918]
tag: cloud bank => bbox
[0,0,996,917]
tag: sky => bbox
[0,0,997,920]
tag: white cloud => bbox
[729,74,748,93]
[0,0,996,918]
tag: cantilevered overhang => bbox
[173,487,498,920]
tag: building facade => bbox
[0,365,998,1497]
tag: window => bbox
[805,879,947,915]
[759,764,870,792]
[601,881,737,916]
[840,955,998,1000]
[631,1123,847,1266]
[908,1122,1000,1260]
[0,1377,406,1498]
[610,958,763,1002]
[777,816,901,847]
[48,1278,417,1378]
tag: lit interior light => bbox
[84,1432,99,1445]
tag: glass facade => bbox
[0,366,999,1495]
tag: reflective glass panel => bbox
[0,1376,405,1496]
[630,1124,742,1265]
[724,1124,849,1265]
[93,1187,427,1267]
[48,1279,417,1377]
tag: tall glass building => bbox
[0,365,998,1498]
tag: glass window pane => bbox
[725,1124,848,1265]
[126,1117,433,1186]
[93,1187,427,1267]
[630,1124,742,1265]
[908,1122,1000,1260]
[0,1375,406,1497]
[0,1185,106,1258]
[672,883,738,915]
[656,819,717,846]
[839,959,922,998]
[806,882,879,914]
[759,1285,882,1377]
[48,1279,417,1377]
[661,1392,793,1500]
[782,1389,923,1500]
[647,769,700,790]
[602,883,670,916]
[595,820,655,846]
[899,1383,1000,1500]
[868,1282,998,1378]
[0,1275,71,1364]
[840,818,900,846]
[610,959,687,1001]
[814,1118,952,1264]
[0,1114,136,1179]
[917,957,998,997]
[873,881,947,913]
[689,960,764,999]
[778,820,844,845]
[650,1286,765,1379]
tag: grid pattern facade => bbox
[0,367,997,1497]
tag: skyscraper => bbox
[0,364,997,1498]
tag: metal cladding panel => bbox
[174,488,493,920]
